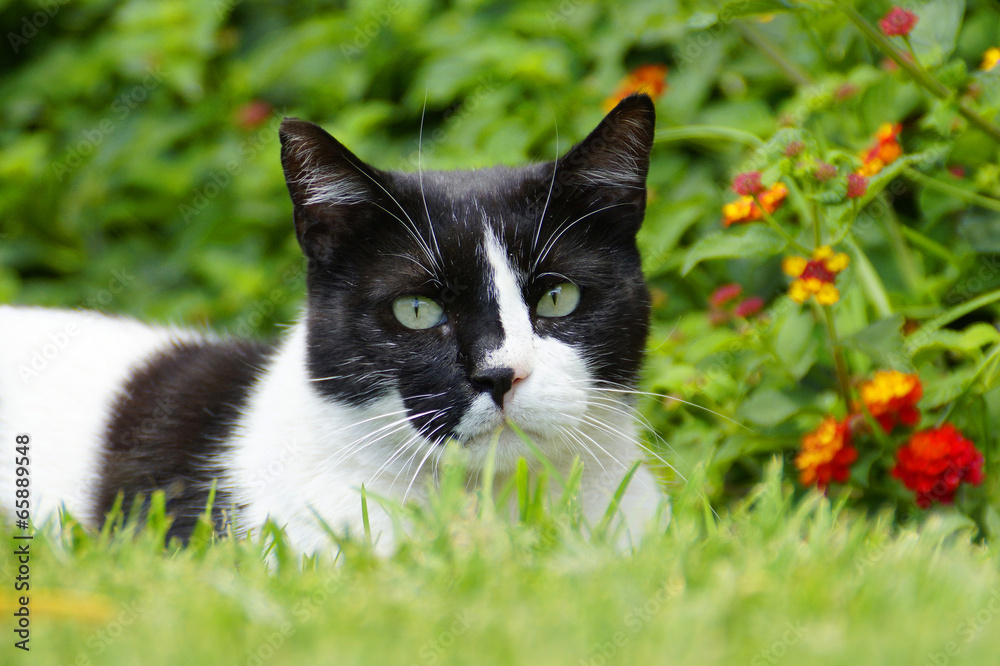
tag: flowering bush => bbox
[641,2,1000,537]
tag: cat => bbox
[0,93,663,553]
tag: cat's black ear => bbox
[555,93,655,207]
[279,118,378,262]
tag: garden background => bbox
[3,0,1000,664]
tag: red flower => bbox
[813,162,837,182]
[796,417,857,489]
[236,100,273,130]
[784,141,805,158]
[732,171,764,196]
[879,7,918,37]
[734,297,764,318]
[846,173,869,199]
[710,283,743,307]
[892,425,984,507]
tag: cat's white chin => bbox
[452,334,595,472]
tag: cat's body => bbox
[0,95,663,552]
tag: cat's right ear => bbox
[279,119,378,262]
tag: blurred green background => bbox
[2,0,997,332]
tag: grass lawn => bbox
[3,462,999,666]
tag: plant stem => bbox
[734,20,814,87]
[841,5,1000,146]
[905,168,1000,213]
[822,303,854,409]
[755,195,812,254]
[655,126,764,148]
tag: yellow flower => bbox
[858,370,923,432]
[857,123,903,177]
[782,256,808,278]
[721,182,788,227]
[981,47,1000,72]
[796,416,856,488]
[783,246,849,305]
[815,283,841,306]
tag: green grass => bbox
[3,461,1000,665]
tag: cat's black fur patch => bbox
[95,339,272,541]
[279,94,655,444]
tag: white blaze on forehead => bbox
[482,231,534,375]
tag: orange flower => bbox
[782,246,849,305]
[982,48,1000,72]
[857,123,903,177]
[859,370,921,432]
[892,424,984,507]
[603,64,668,111]
[796,417,857,488]
[722,182,788,227]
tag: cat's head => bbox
[279,95,654,473]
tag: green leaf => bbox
[719,0,798,18]
[909,0,965,67]
[772,303,818,380]
[681,225,787,275]
[843,314,906,364]
[922,366,982,409]
[911,323,1000,356]
[737,388,813,427]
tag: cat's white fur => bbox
[0,307,198,523]
[0,236,661,553]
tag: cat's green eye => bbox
[392,296,446,330]
[536,282,581,318]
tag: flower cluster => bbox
[857,123,903,177]
[782,246,850,305]
[858,370,922,432]
[796,371,985,508]
[603,64,668,111]
[796,416,857,488]
[892,424,984,507]
[846,173,869,199]
[722,180,788,227]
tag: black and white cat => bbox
[0,94,663,553]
